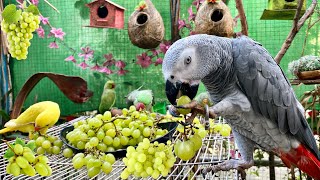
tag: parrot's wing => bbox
[232,36,320,159]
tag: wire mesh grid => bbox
[0,116,239,180]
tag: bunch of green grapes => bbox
[174,133,202,161]
[71,152,116,178]
[66,106,169,152]
[5,138,51,177]
[176,117,208,138]
[1,11,40,60]
[121,138,176,179]
[32,134,63,155]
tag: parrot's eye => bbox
[185,56,192,65]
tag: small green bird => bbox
[99,80,116,114]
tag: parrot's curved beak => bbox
[165,80,199,105]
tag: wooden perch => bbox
[235,0,248,36]
[275,0,318,64]
[11,73,93,119]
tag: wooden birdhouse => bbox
[86,0,125,29]
[260,0,306,20]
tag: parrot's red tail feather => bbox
[279,144,320,180]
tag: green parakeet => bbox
[99,80,116,114]
[126,87,153,111]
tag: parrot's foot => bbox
[201,159,253,179]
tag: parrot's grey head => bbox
[162,34,232,104]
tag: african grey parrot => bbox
[162,34,320,179]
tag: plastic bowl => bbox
[60,122,178,157]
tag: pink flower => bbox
[49,42,59,48]
[159,41,171,54]
[192,0,205,10]
[115,60,126,68]
[65,55,76,63]
[36,26,45,38]
[104,53,113,61]
[78,46,94,60]
[178,19,186,30]
[117,68,128,75]
[49,27,65,40]
[151,49,159,56]
[78,62,89,69]
[136,53,152,68]
[154,58,163,66]
[40,16,49,25]
[31,0,39,5]
[188,7,196,21]
[99,67,113,75]
[91,64,101,70]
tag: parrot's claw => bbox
[201,159,253,179]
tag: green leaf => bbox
[4,143,15,159]
[2,4,21,24]
[26,5,40,15]
[0,110,10,121]
[26,141,36,151]
[15,137,26,146]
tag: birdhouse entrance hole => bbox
[97,6,108,18]
[285,0,295,2]
[137,13,148,25]
[211,9,223,22]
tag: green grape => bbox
[52,146,61,154]
[132,129,141,139]
[8,156,15,163]
[89,137,99,147]
[176,140,195,161]
[97,130,105,140]
[106,146,115,152]
[139,113,148,121]
[120,136,129,146]
[120,168,130,179]
[48,136,58,143]
[104,154,116,164]
[24,17,32,23]
[146,166,153,175]
[220,127,231,137]
[63,148,73,158]
[23,151,35,163]
[142,127,151,137]
[73,157,85,169]
[137,153,146,163]
[38,155,49,164]
[14,144,24,155]
[84,154,93,164]
[102,111,112,121]
[190,134,202,151]
[121,128,132,137]
[53,139,63,148]
[103,136,113,145]
[161,168,169,177]
[76,141,85,149]
[36,136,46,147]
[44,164,52,176]
[131,111,140,119]
[177,95,192,115]
[122,108,128,116]
[97,143,107,152]
[129,105,136,112]
[6,162,11,174]
[128,138,137,146]
[87,167,101,178]
[145,119,153,126]
[106,129,116,137]
[37,147,45,155]
[134,162,143,172]
[101,161,112,174]
[22,164,36,176]
[10,162,21,177]
[35,163,49,176]
[113,137,121,148]
[197,128,207,138]
[16,156,29,168]
[151,169,160,179]
[72,153,85,162]
[9,23,16,30]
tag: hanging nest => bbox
[128,0,164,49]
[194,1,233,38]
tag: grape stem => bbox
[5,141,15,153]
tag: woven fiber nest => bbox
[128,0,164,49]
[194,1,233,37]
